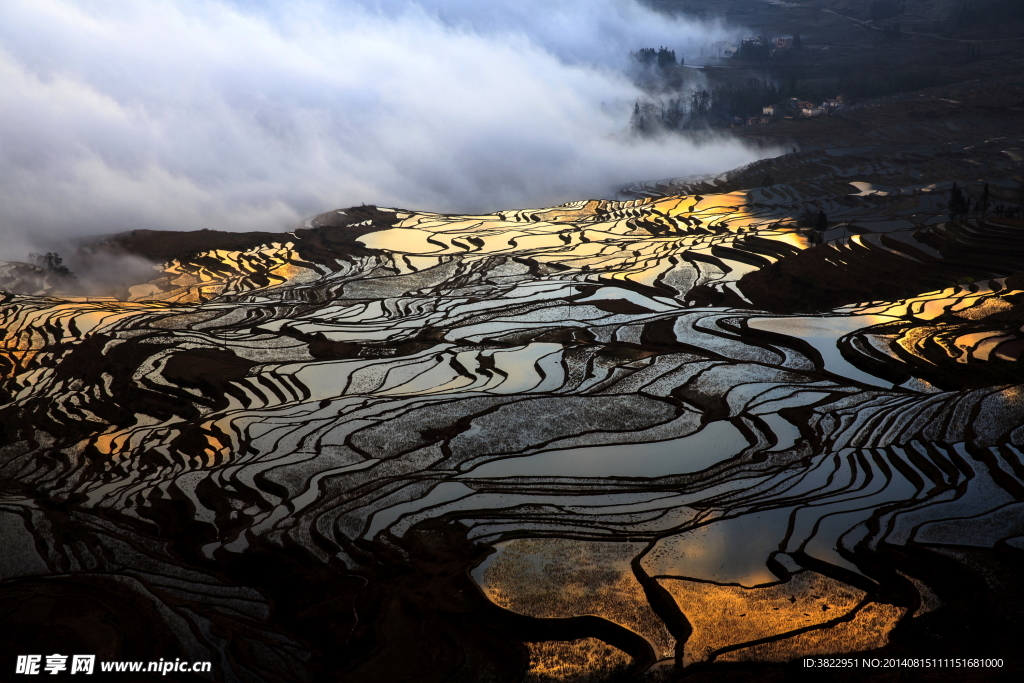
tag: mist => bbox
[0,0,769,259]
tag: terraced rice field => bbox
[1,154,1023,680]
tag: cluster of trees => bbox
[28,252,75,279]
[992,204,1021,218]
[947,183,1024,221]
[731,34,801,64]
[709,79,795,118]
[630,78,798,134]
[628,46,686,91]
[737,41,770,64]
[948,183,971,221]
[629,47,680,69]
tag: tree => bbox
[689,89,711,118]
[630,101,646,135]
[662,97,685,129]
[978,183,990,217]
[657,47,677,69]
[630,48,657,67]
[799,206,817,227]
[28,252,75,278]
[948,183,968,221]
[738,40,770,64]
[816,210,829,232]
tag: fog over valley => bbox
[0,0,762,258]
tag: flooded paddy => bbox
[2,192,1023,681]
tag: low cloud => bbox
[0,0,768,258]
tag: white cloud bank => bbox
[0,0,767,255]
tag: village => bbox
[715,35,802,60]
[743,93,845,126]
[627,34,848,131]
[716,36,847,127]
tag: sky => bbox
[0,0,769,257]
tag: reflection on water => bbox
[747,315,899,387]
[463,419,748,478]
[3,196,1023,682]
